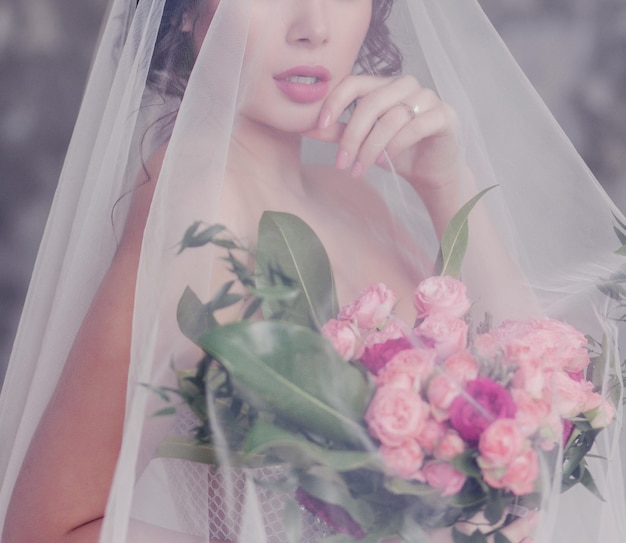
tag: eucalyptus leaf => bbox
[177,286,218,341]
[579,465,605,501]
[384,476,439,498]
[435,187,496,278]
[156,436,219,464]
[256,211,339,329]
[196,321,373,446]
[245,422,377,471]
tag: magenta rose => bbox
[295,488,365,539]
[449,377,517,444]
[413,276,471,320]
[359,337,413,375]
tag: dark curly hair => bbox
[146,0,402,99]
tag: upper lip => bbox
[273,65,331,81]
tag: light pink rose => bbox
[434,431,466,461]
[415,417,448,455]
[365,385,429,447]
[376,347,437,391]
[500,448,540,496]
[362,319,407,348]
[321,318,362,361]
[511,354,546,399]
[588,398,616,429]
[551,371,589,419]
[413,276,471,320]
[443,351,479,385]
[427,374,461,421]
[380,440,425,480]
[478,419,525,468]
[339,283,396,331]
[530,318,590,373]
[512,388,551,437]
[422,461,467,497]
[416,315,468,359]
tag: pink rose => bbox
[416,315,468,359]
[365,385,429,447]
[422,461,467,497]
[362,319,407,348]
[380,440,425,480]
[500,448,540,496]
[552,371,589,418]
[478,419,525,467]
[434,431,466,461]
[359,337,413,375]
[588,398,616,429]
[376,347,437,391]
[443,351,479,385]
[512,388,551,437]
[339,283,396,331]
[511,354,546,399]
[427,374,461,421]
[449,378,517,444]
[530,318,590,373]
[416,417,448,455]
[413,276,471,320]
[321,318,362,361]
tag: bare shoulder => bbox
[117,143,169,253]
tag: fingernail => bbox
[350,160,364,178]
[319,108,332,129]
[336,149,350,170]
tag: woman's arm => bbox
[3,151,163,543]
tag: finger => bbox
[334,77,422,170]
[353,89,441,176]
[318,74,407,129]
[378,103,457,166]
[301,121,346,143]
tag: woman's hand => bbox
[303,74,462,236]
[304,75,460,194]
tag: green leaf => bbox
[384,476,439,498]
[484,490,505,525]
[178,222,228,254]
[196,321,373,446]
[152,406,177,417]
[245,422,378,471]
[155,436,219,464]
[615,244,626,257]
[435,187,497,279]
[177,286,218,341]
[579,465,605,501]
[452,528,488,543]
[256,211,339,329]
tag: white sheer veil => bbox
[1,0,625,541]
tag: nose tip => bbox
[287,0,330,47]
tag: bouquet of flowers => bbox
[150,193,618,543]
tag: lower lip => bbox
[274,78,330,104]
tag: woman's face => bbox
[187,0,373,133]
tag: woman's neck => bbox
[227,116,306,194]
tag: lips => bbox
[274,65,331,104]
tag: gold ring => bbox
[399,101,420,119]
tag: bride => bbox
[1,0,625,542]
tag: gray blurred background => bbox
[1,0,625,384]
